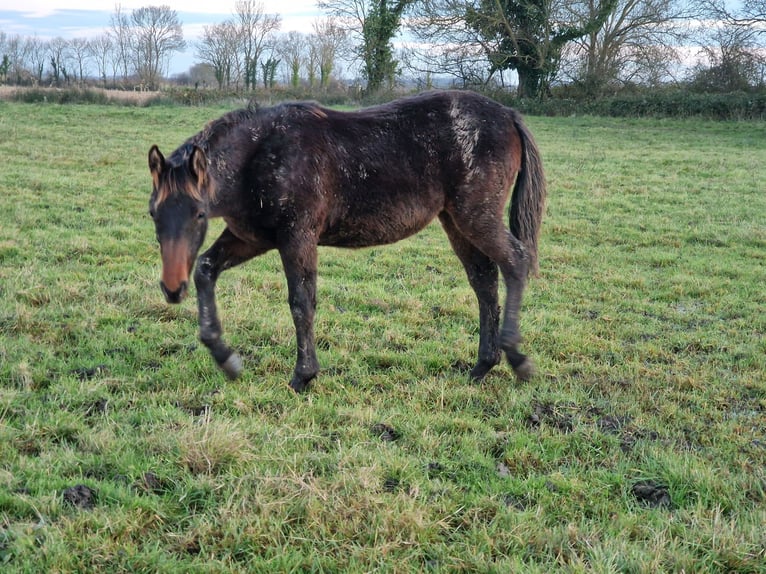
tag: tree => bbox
[689,23,765,90]
[0,32,22,84]
[318,0,415,94]
[188,62,218,87]
[465,0,620,98]
[278,31,307,88]
[90,34,115,87]
[234,0,281,90]
[48,37,70,86]
[312,18,348,90]
[306,36,320,88]
[0,54,9,84]
[198,20,241,88]
[110,3,133,83]
[261,56,280,88]
[688,0,766,90]
[69,37,91,84]
[406,0,501,87]
[130,5,186,88]
[24,36,47,85]
[564,0,688,95]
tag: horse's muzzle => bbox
[161,280,188,304]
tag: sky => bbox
[0,1,322,75]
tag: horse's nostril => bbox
[160,281,188,304]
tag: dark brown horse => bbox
[148,90,546,392]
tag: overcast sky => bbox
[0,1,322,74]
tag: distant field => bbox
[0,85,167,105]
[0,101,764,572]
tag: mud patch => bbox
[71,365,108,381]
[62,484,97,510]
[595,414,659,452]
[84,398,109,417]
[133,472,166,495]
[503,492,535,511]
[175,402,211,417]
[526,401,574,433]
[597,415,630,434]
[371,423,400,442]
[382,476,402,493]
[631,480,671,509]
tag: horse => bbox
[147,90,546,393]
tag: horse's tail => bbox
[509,113,547,276]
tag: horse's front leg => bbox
[279,241,320,393]
[194,228,270,379]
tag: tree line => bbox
[0,0,764,99]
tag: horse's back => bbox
[226,91,523,248]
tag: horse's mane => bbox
[193,101,327,151]
[191,107,257,151]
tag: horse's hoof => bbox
[219,353,243,380]
[512,357,535,381]
[288,377,311,394]
[469,357,500,381]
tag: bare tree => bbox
[0,33,29,85]
[130,5,185,88]
[48,37,70,86]
[312,18,348,90]
[306,36,320,88]
[690,0,766,89]
[188,62,217,87]
[198,20,241,88]
[234,0,281,90]
[69,37,91,84]
[24,37,47,85]
[697,0,765,27]
[90,34,115,87]
[405,0,495,87]
[563,0,689,94]
[110,3,133,83]
[278,31,307,88]
[0,32,10,84]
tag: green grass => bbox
[1,101,765,573]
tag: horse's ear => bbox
[148,145,164,175]
[148,145,164,189]
[189,146,208,187]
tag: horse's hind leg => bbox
[440,214,502,380]
[483,232,534,381]
[445,213,534,382]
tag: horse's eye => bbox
[196,210,206,221]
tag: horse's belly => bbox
[319,210,436,248]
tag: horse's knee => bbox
[194,256,215,287]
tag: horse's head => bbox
[148,144,210,304]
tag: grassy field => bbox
[0,100,764,572]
